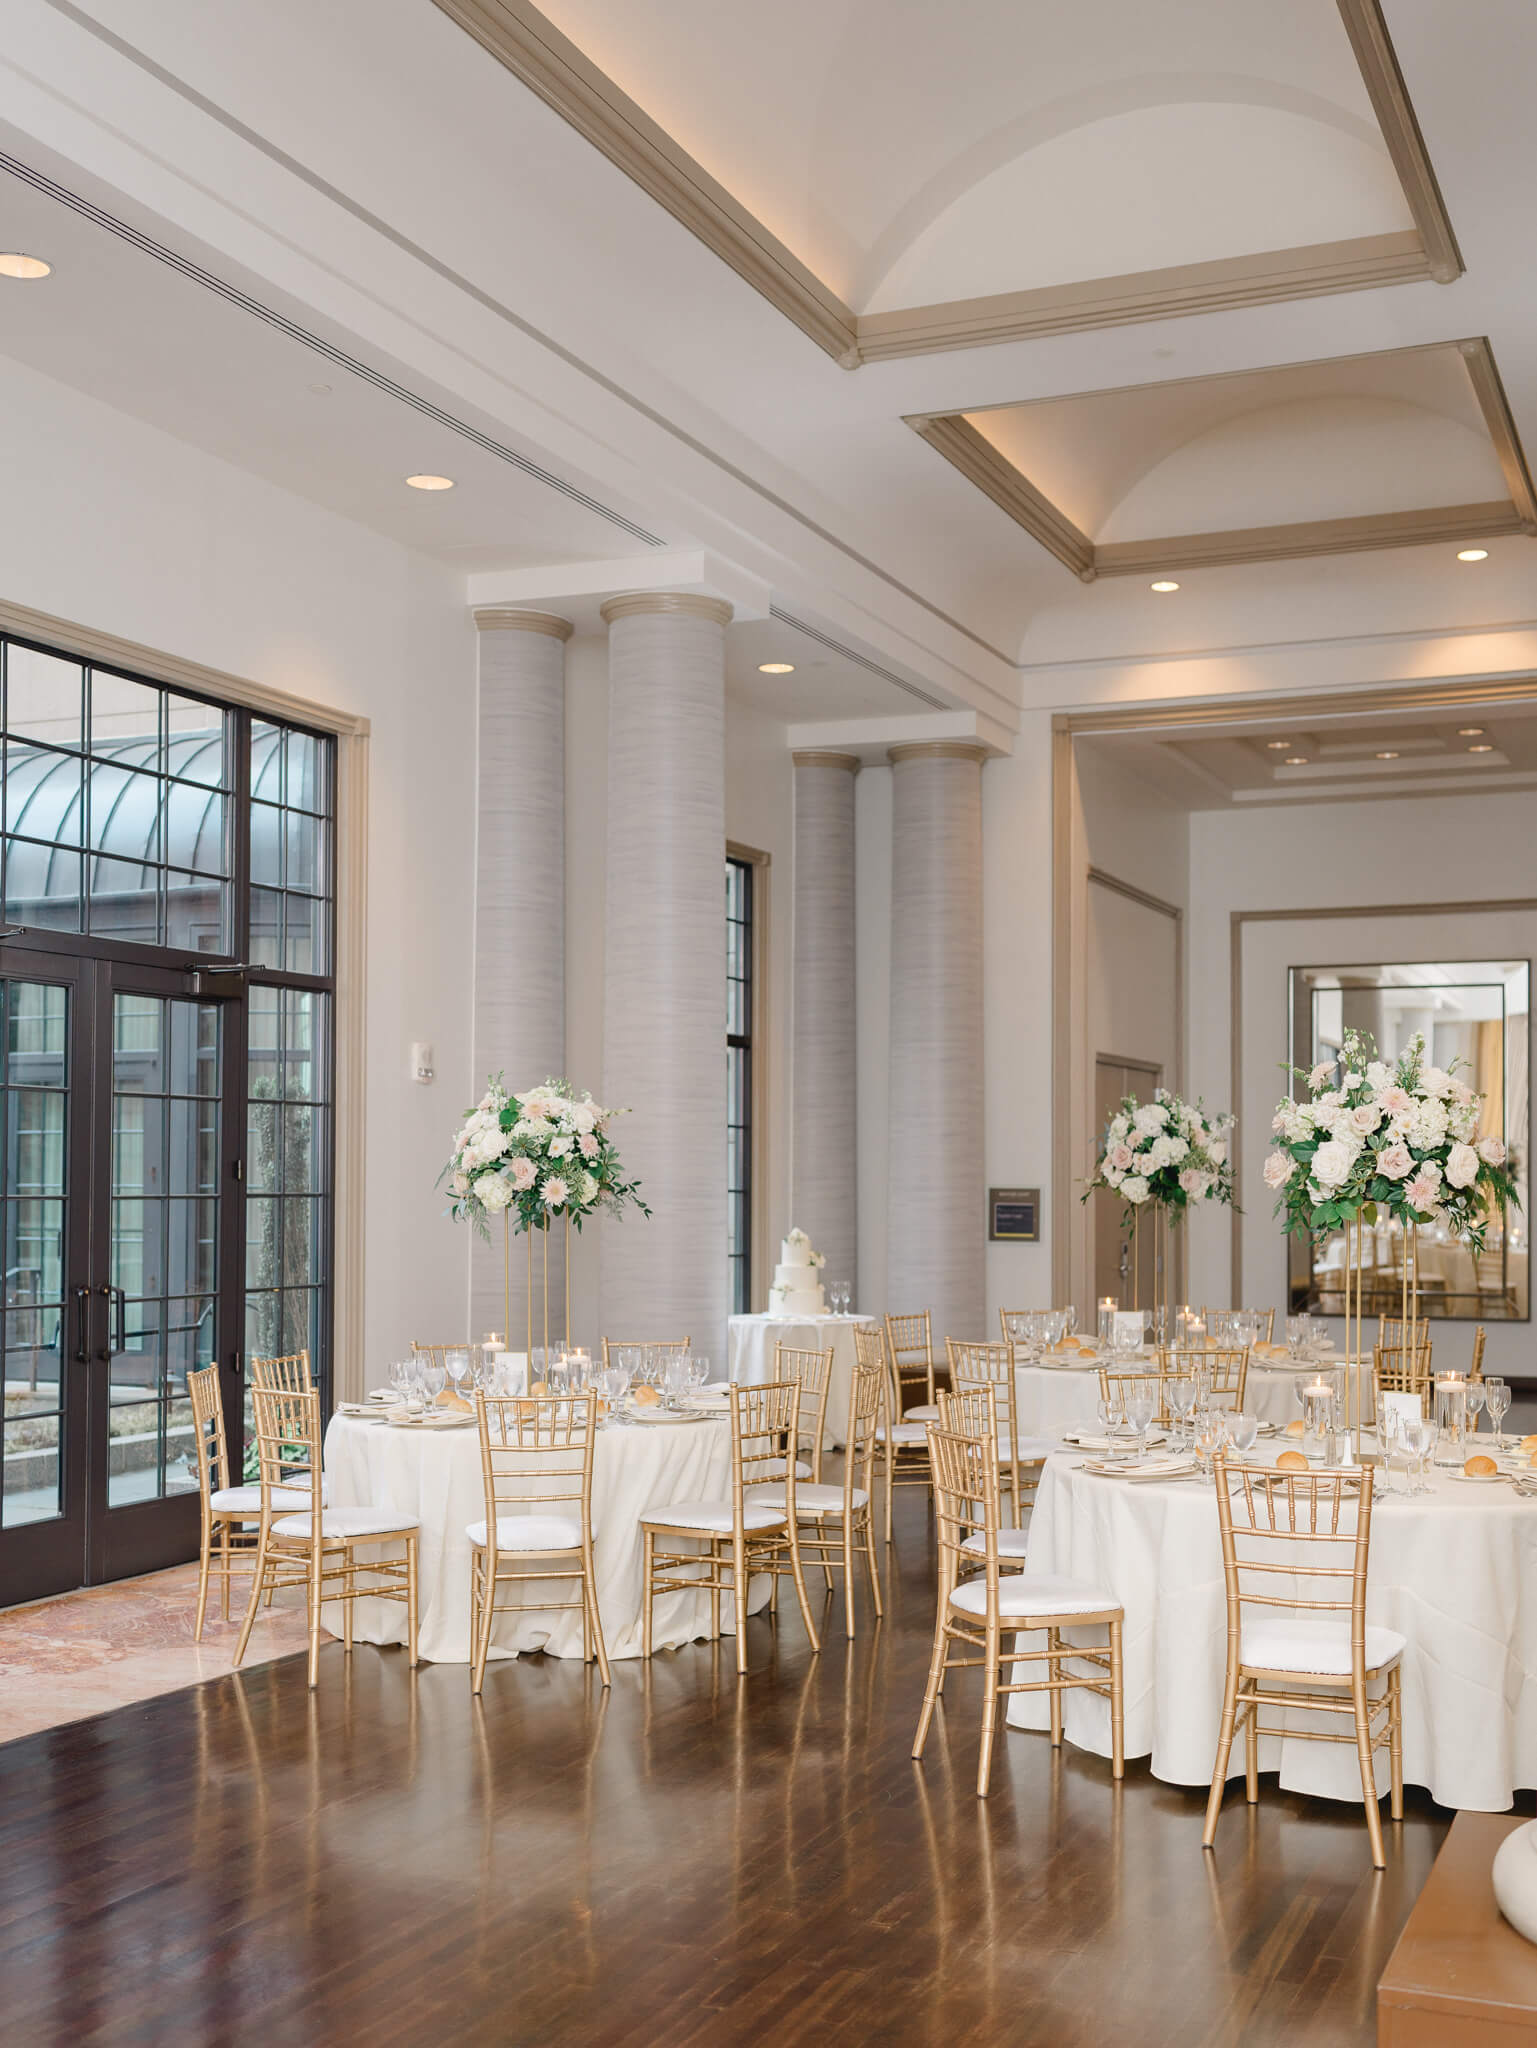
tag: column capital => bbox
[599,592,733,627]
[791,750,861,774]
[473,608,574,640]
[887,739,991,766]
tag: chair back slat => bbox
[475,1391,596,1527]
[1374,1343,1434,1411]
[601,1337,690,1368]
[249,1350,313,1397]
[187,1363,230,1501]
[946,1340,1014,1433]
[1158,1346,1249,1409]
[774,1343,834,1471]
[927,1422,1001,1590]
[884,1312,935,1410]
[1098,1367,1171,1427]
[844,1359,885,1499]
[249,1385,322,1506]
[1214,1456,1373,1632]
[731,1379,802,1501]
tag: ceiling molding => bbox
[1052,673,1537,737]
[432,0,1457,367]
[1334,0,1463,284]
[907,416,1096,581]
[914,338,1537,580]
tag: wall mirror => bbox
[1287,958,1530,1321]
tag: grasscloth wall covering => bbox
[886,743,987,1348]
[600,595,731,1357]
[791,752,859,1297]
[470,610,570,1344]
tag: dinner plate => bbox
[1452,1470,1510,1485]
[631,1406,706,1425]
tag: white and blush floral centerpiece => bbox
[440,1075,648,1238]
[1083,1088,1237,1221]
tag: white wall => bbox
[0,354,476,1384]
[1189,789,1537,1379]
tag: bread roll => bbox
[1284,1418,1306,1438]
[528,1380,550,1397]
[436,1387,472,1413]
[1276,1449,1309,1472]
[1521,1434,1537,1453]
[632,1384,661,1407]
[1464,1454,1499,1477]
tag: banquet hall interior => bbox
[4,3,1537,2043]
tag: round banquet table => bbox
[728,1312,876,1448]
[1013,1352,1318,1439]
[1007,1446,1537,1812]
[322,1409,769,1664]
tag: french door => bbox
[0,943,243,1603]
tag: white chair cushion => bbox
[906,1403,940,1423]
[746,1481,869,1514]
[961,1526,1031,1558]
[272,1505,419,1541]
[1009,1437,1059,1463]
[1242,1615,1405,1677]
[638,1497,786,1534]
[875,1421,928,1447]
[950,1570,1119,1620]
[466,1514,583,1551]
[210,1483,317,1514]
[755,1457,813,1481]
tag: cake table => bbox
[727,1313,877,1450]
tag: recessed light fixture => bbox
[1284,756,1309,767]
[757,662,795,675]
[1375,751,1400,760]
[405,473,454,491]
[1149,579,1180,593]
[0,252,50,279]
[1265,739,1291,750]
[1468,743,1495,754]
[1458,726,1485,737]
[1457,548,1489,562]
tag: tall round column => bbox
[791,750,859,1298]
[886,741,988,1345]
[599,594,731,1356]
[471,608,569,1346]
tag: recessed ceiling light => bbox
[1468,743,1494,754]
[308,381,333,396]
[405,473,454,491]
[1375,751,1400,760]
[1284,756,1309,767]
[1150,580,1180,593]
[1265,739,1291,750]
[1458,726,1485,737]
[757,662,795,675]
[0,252,50,280]
[1457,548,1489,562]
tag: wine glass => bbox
[1125,1388,1156,1461]
[444,1348,470,1402]
[1166,1373,1196,1452]
[1062,1305,1078,1338]
[1193,1404,1224,1480]
[388,1359,414,1403]
[605,1360,631,1424]
[690,1355,712,1395]
[1410,1417,1438,1495]
[420,1359,446,1406]
[1486,1376,1511,1450]
[1228,1412,1259,1458]
[1096,1387,1125,1448]
[1466,1379,1486,1439]
[664,1355,690,1409]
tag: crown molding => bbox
[887,740,992,765]
[1459,339,1537,526]
[791,750,862,773]
[1094,501,1528,578]
[472,607,574,638]
[1051,672,1537,737]
[599,592,733,626]
[432,0,1456,367]
[908,415,1096,580]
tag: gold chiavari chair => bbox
[469,1389,609,1693]
[936,1383,1030,1570]
[1203,1456,1403,1868]
[751,1357,884,1640]
[874,1327,935,1547]
[998,1308,1051,1345]
[774,1342,835,1483]
[1161,1346,1249,1412]
[1375,1316,1433,1363]
[1098,1366,1172,1428]
[234,1384,419,1690]
[913,1422,1124,1798]
[885,1312,940,1420]
[638,1379,820,1676]
[946,1339,1054,1529]
[248,1349,313,1396]
[1203,1309,1276,1344]
[1470,1324,1487,1380]
[187,1364,317,1639]
[1373,1343,1435,1418]
[601,1337,691,1368]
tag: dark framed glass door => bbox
[0,945,243,1601]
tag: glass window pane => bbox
[7,645,84,751]
[107,1316,162,1507]
[283,990,323,1100]
[5,1302,62,1385]
[10,1088,65,1194]
[250,722,283,805]
[285,808,321,896]
[90,671,161,763]
[285,729,326,815]
[168,1098,219,1196]
[284,892,323,975]
[169,1001,220,1099]
[245,1289,280,1361]
[250,803,283,889]
[164,1397,197,1493]
[279,1197,324,1288]
[165,1296,215,1382]
[114,997,163,1089]
[165,871,229,955]
[89,857,160,944]
[4,843,83,933]
[7,982,67,1067]
[8,1198,64,1302]
[249,886,282,969]
[88,764,161,860]
[246,1196,279,1290]
[3,1411,61,1525]
[280,1289,319,1358]
[247,1102,277,1193]
[165,782,226,876]
[165,693,228,788]
[112,1196,164,1297]
[7,743,85,845]
[167,1197,218,1297]
[280,1104,324,1193]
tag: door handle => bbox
[72,1285,90,1364]
[111,1286,127,1356]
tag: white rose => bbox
[1262,1151,1294,1190]
[1104,1162,1125,1187]
[1365,1062,1390,1091]
[1132,1104,1167,1135]
[1121,1175,1149,1204]
[549,1134,573,1157]
[1445,1142,1480,1190]
[1308,1062,1334,1090]
[1408,1099,1449,1150]
[476,1174,513,1213]
[1478,1135,1507,1167]
[1311,1139,1354,1190]
[1206,1139,1227,1166]
[1449,1103,1477,1142]
[1420,1065,1453,1100]
[1164,1135,1189,1164]
[579,1172,599,1203]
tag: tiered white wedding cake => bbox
[768,1226,827,1316]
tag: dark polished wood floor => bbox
[0,1490,1468,2048]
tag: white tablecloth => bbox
[1008,1448,1537,1811]
[1013,1355,1316,1439]
[728,1313,875,1448]
[323,1410,769,1664]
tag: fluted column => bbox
[599,593,731,1356]
[886,741,987,1344]
[791,751,859,1298]
[470,609,570,1345]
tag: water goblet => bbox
[1125,1389,1156,1461]
[444,1347,470,1400]
[1486,1377,1510,1450]
[690,1355,712,1393]
[389,1359,414,1402]
[1466,1379,1486,1439]
[420,1360,447,1406]
[1410,1417,1438,1494]
[605,1361,632,1423]
[664,1355,690,1409]
[1228,1412,1259,1458]
[1062,1305,1078,1338]
[547,1354,571,1398]
[1166,1374,1196,1451]
[1192,1405,1223,1480]
[1096,1388,1125,1448]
